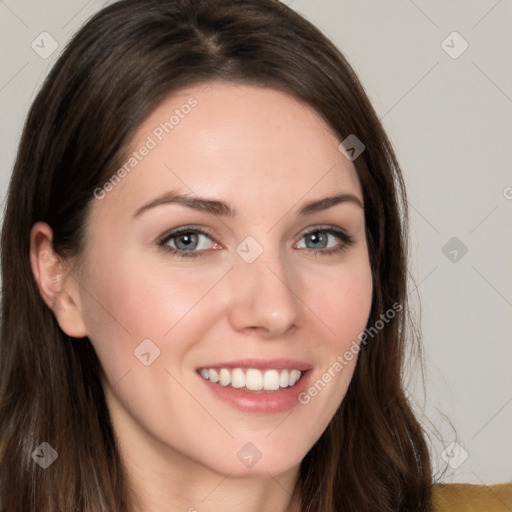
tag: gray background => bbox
[0,0,510,485]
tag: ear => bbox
[29,222,88,338]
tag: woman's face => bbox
[73,81,373,478]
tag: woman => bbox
[0,0,509,511]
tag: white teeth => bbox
[246,369,263,390]
[208,369,219,383]
[219,368,231,386]
[198,367,303,391]
[263,369,280,390]
[231,368,245,388]
[279,369,289,388]
[289,369,301,386]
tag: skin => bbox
[30,81,373,512]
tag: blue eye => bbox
[158,225,355,259]
[159,226,216,259]
[297,227,355,256]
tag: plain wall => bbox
[0,0,510,485]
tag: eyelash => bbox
[158,225,355,260]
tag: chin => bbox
[203,437,309,479]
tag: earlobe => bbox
[29,222,88,338]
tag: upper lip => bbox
[196,358,313,371]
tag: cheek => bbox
[290,256,373,451]
[79,250,223,371]
[308,254,373,349]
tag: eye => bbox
[158,226,219,259]
[295,226,355,256]
[158,225,355,260]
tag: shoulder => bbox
[432,482,512,512]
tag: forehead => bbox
[94,81,363,222]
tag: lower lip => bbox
[198,370,312,414]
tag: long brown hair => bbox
[0,0,433,510]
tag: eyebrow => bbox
[133,190,364,219]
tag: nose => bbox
[226,244,301,338]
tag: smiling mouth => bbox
[197,367,303,391]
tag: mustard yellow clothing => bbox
[432,482,512,511]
